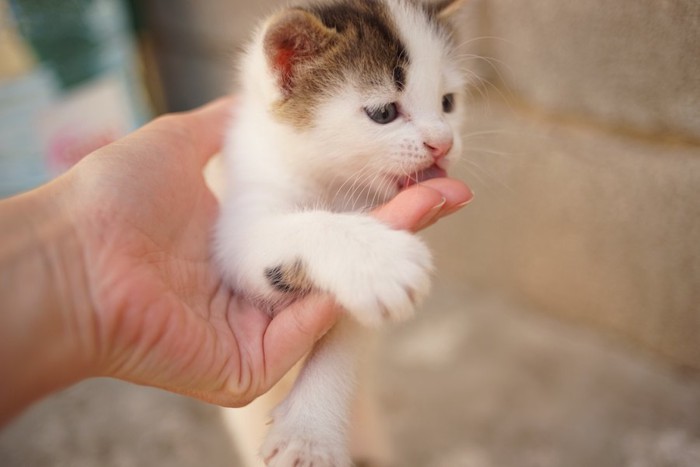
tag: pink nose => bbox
[424,137,453,160]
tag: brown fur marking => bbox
[264,0,410,128]
[265,259,314,294]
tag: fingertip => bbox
[190,95,237,119]
[185,96,237,165]
[419,177,474,209]
[373,184,446,230]
[371,177,473,232]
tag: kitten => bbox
[214,0,466,465]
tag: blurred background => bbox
[1,0,699,466]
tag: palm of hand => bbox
[74,109,277,405]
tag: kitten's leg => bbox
[221,399,271,467]
[216,210,431,466]
[220,364,300,467]
[349,335,394,467]
[261,318,364,467]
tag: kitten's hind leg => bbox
[261,318,364,467]
[349,339,395,467]
[220,364,300,467]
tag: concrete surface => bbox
[2,279,699,466]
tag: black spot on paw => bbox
[265,259,312,294]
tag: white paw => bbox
[254,213,433,327]
[324,222,433,327]
[261,429,351,467]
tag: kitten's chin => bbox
[397,164,447,190]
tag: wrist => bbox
[0,174,97,425]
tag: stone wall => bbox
[481,0,700,143]
[439,0,700,369]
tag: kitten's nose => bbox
[424,137,453,161]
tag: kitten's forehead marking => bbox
[272,0,411,127]
[307,0,410,91]
[385,0,459,111]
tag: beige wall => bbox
[437,0,700,368]
[481,0,700,143]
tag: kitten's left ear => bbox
[425,0,467,19]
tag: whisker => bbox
[353,166,381,210]
[332,162,374,211]
[361,169,388,211]
[454,35,521,50]
[346,164,377,209]
[462,129,521,140]
[461,68,516,112]
[341,171,369,210]
[456,53,515,77]
[467,146,523,158]
[456,157,516,194]
[378,174,396,207]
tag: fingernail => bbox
[417,197,447,229]
[442,196,475,216]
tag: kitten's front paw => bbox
[330,225,433,327]
[261,430,350,467]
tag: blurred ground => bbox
[2,100,700,466]
[2,280,700,467]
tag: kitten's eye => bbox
[365,103,399,124]
[442,93,455,113]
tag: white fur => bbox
[215,1,465,466]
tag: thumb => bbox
[137,96,236,168]
[262,294,340,387]
[181,96,237,166]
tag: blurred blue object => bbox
[0,0,149,198]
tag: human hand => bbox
[0,97,472,420]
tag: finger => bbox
[136,96,235,168]
[372,184,445,231]
[419,177,473,212]
[372,178,473,232]
[180,96,237,166]
[262,294,340,386]
[416,178,474,228]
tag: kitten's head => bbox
[253,0,466,203]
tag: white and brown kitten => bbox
[214,0,466,465]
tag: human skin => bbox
[0,97,473,426]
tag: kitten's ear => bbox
[263,9,336,95]
[426,0,467,19]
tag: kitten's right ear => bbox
[426,0,467,19]
[263,9,337,96]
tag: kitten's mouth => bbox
[397,164,447,190]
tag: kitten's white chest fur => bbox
[215,0,466,465]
